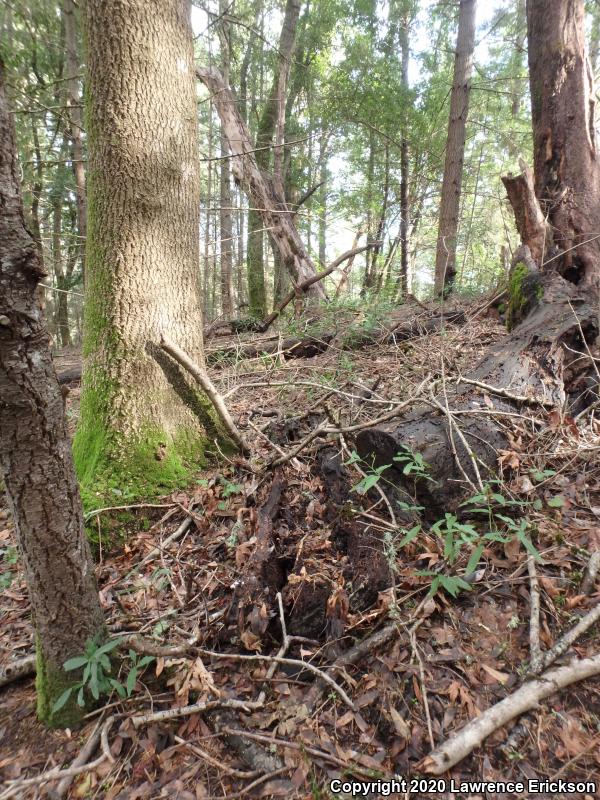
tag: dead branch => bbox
[457,375,556,408]
[527,555,543,672]
[0,716,115,800]
[0,653,36,688]
[532,599,600,675]
[581,550,600,595]
[160,335,250,454]
[258,242,381,332]
[421,653,600,774]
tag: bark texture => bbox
[0,60,104,727]
[197,66,325,302]
[77,0,226,506]
[433,0,477,296]
[527,0,600,288]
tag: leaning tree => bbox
[357,0,600,508]
[0,59,105,727]
[75,0,233,507]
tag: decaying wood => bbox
[421,653,600,774]
[501,159,552,266]
[160,335,250,455]
[356,274,598,510]
[0,654,36,688]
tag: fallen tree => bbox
[356,0,600,509]
[196,65,325,299]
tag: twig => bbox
[223,728,388,780]
[173,736,259,778]
[421,653,600,774]
[531,599,600,675]
[204,768,290,800]
[457,375,555,408]
[131,696,263,728]
[0,717,115,799]
[408,617,435,750]
[581,550,600,595]
[258,242,381,331]
[160,336,250,454]
[527,555,542,672]
[196,648,355,710]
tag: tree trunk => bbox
[358,0,600,507]
[0,59,105,728]
[76,0,231,507]
[527,0,600,289]
[218,0,234,317]
[197,66,325,302]
[433,0,477,296]
[62,0,87,276]
[398,7,410,297]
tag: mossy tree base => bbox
[36,639,87,728]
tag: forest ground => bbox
[1,298,600,799]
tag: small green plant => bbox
[393,447,432,480]
[52,638,155,713]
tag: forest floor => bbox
[1,297,600,799]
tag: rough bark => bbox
[77,0,227,507]
[434,0,477,296]
[196,66,325,301]
[0,59,105,727]
[398,11,410,297]
[527,0,600,288]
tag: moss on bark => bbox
[507,260,544,330]
[36,637,86,728]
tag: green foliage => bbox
[52,638,155,714]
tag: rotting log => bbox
[356,273,599,512]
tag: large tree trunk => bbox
[76,0,229,506]
[527,0,600,289]
[433,0,477,296]
[0,59,105,728]
[358,0,600,507]
[197,66,325,302]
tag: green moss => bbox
[36,637,85,728]
[507,261,543,330]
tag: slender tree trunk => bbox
[398,9,410,297]
[362,131,376,295]
[0,59,105,728]
[62,0,87,275]
[51,184,72,348]
[218,0,233,317]
[318,132,328,267]
[433,0,477,296]
[77,0,230,505]
[198,66,325,304]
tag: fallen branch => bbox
[160,336,250,454]
[532,599,600,675]
[420,653,600,774]
[457,375,556,409]
[0,653,36,688]
[258,243,381,332]
[527,555,543,672]
[0,716,115,800]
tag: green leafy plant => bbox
[52,638,155,713]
